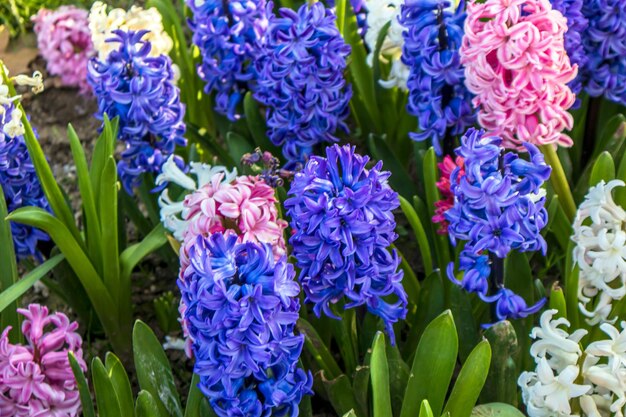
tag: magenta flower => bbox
[0,304,86,417]
[32,6,94,93]
[460,0,577,150]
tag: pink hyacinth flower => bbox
[460,0,577,149]
[433,155,465,234]
[32,6,94,93]
[0,304,86,417]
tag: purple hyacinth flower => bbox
[87,30,186,192]
[483,288,547,321]
[285,144,407,343]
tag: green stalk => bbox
[541,145,576,221]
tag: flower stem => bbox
[540,144,576,221]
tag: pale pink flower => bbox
[460,0,577,149]
[0,304,86,417]
[32,6,94,93]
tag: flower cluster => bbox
[285,144,407,342]
[433,155,464,234]
[400,0,475,156]
[255,3,352,166]
[87,30,186,192]
[88,1,173,61]
[446,129,550,320]
[32,6,93,93]
[572,180,626,325]
[0,304,87,417]
[364,0,408,90]
[178,233,312,417]
[156,156,287,262]
[0,72,49,261]
[581,0,626,106]
[187,0,268,121]
[519,309,626,417]
[550,0,588,98]
[461,0,576,150]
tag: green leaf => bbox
[418,400,434,417]
[443,340,492,417]
[343,411,358,417]
[0,254,63,313]
[67,124,103,273]
[450,285,479,362]
[93,357,122,417]
[226,132,254,169]
[136,391,161,417]
[243,93,281,157]
[615,153,626,207]
[185,374,206,417]
[133,320,183,417]
[100,157,120,292]
[0,185,19,341]
[399,195,432,275]
[370,332,392,417]
[589,151,615,186]
[549,284,567,319]
[120,224,167,281]
[386,345,410,417]
[90,115,117,208]
[400,310,458,417]
[321,372,360,417]
[481,321,519,406]
[105,353,135,417]
[546,196,570,251]
[297,318,343,380]
[592,114,626,162]
[471,403,526,417]
[69,352,96,417]
[367,135,416,198]
[423,148,450,269]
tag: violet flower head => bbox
[178,233,312,417]
[254,3,352,166]
[0,104,50,261]
[0,304,87,417]
[550,0,588,98]
[285,144,407,343]
[399,0,475,156]
[581,0,626,105]
[445,129,549,321]
[87,30,186,192]
[32,6,94,93]
[187,0,268,121]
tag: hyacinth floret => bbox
[0,103,50,261]
[400,0,475,156]
[87,30,186,192]
[178,233,312,417]
[581,0,626,106]
[187,0,268,121]
[254,3,352,166]
[446,129,550,321]
[32,6,94,93]
[0,304,87,417]
[285,144,407,342]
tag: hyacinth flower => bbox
[32,6,94,93]
[399,0,475,156]
[327,0,368,33]
[432,155,464,234]
[285,144,407,342]
[87,30,187,192]
[186,0,268,121]
[254,3,352,167]
[88,1,173,61]
[572,180,626,325]
[519,309,626,417]
[445,129,550,322]
[549,0,588,99]
[579,0,626,106]
[178,233,313,417]
[461,0,577,150]
[0,70,50,261]
[364,0,409,90]
[0,304,87,417]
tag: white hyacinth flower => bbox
[89,1,174,61]
[364,0,409,90]
[2,107,24,138]
[573,180,626,325]
[586,322,626,373]
[156,156,237,240]
[530,309,587,372]
[12,71,44,94]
